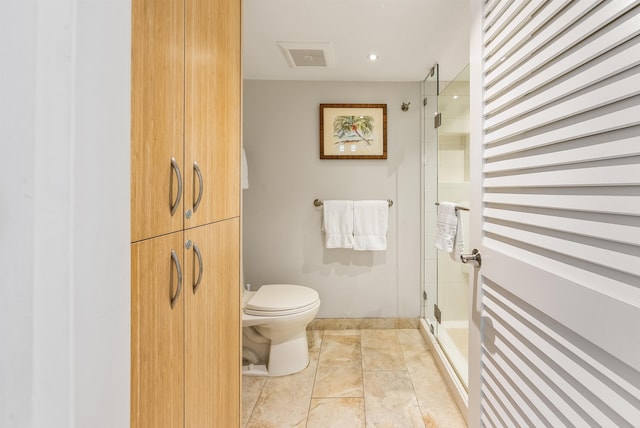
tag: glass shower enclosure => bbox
[422,63,470,389]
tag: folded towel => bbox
[353,200,388,251]
[435,202,458,253]
[451,209,464,262]
[322,200,354,249]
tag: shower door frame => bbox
[420,62,469,421]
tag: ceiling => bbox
[243,0,471,83]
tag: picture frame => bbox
[319,103,387,159]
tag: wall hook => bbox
[401,102,410,112]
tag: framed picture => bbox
[319,103,387,159]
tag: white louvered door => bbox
[470,1,640,426]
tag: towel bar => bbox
[314,199,393,207]
[435,202,469,212]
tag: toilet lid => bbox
[245,284,319,315]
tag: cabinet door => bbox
[131,0,185,242]
[184,0,241,228]
[185,218,240,427]
[131,232,185,428]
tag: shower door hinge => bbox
[434,304,442,324]
[434,112,442,129]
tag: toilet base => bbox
[242,329,310,377]
[242,363,268,376]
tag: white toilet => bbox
[242,284,320,376]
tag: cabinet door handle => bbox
[170,157,183,216]
[193,162,203,213]
[192,243,203,294]
[170,249,183,308]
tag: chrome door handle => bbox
[193,162,203,213]
[460,249,481,268]
[170,157,183,217]
[170,249,183,308]
[192,243,203,294]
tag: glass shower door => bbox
[436,65,470,388]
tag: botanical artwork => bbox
[320,104,387,159]
[333,115,375,146]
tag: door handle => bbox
[192,243,203,294]
[170,249,183,308]
[193,162,203,213]
[170,157,183,216]
[460,249,481,268]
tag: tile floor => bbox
[242,328,467,427]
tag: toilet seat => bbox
[244,284,319,316]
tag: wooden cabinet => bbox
[185,220,240,427]
[130,0,241,426]
[131,0,240,243]
[185,0,240,229]
[131,232,185,428]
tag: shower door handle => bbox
[460,249,481,268]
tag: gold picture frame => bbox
[319,103,387,159]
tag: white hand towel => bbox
[435,202,458,253]
[353,200,388,251]
[322,200,354,249]
[450,209,464,262]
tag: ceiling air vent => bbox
[277,42,334,69]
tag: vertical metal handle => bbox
[192,243,203,294]
[170,249,183,308]
[193,162,203,213]
[170,157,183,216]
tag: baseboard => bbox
[308,317,420,330]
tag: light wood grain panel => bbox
[131,232,185,428]
[184,0,241,228]
[131,0,185,242]
[185,218,240,428]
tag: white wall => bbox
[0,1,130,426]
[243,80,421,318]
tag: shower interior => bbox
[421,63,471,394]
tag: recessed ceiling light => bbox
[368,54,379,61]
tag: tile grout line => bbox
[359,329,367,426]
[305,329,324,427]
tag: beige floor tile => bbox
[245,351,319,428]
[361,330,406,371]
[397,329,431,362]
[405,351,466,428]
[242,327,466,428]
[242,376,266,427]
[307,398,365,428]
[313,360,363,398]
[313,334,363,397]
[319,334,361,362]
[363,371,425,428]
